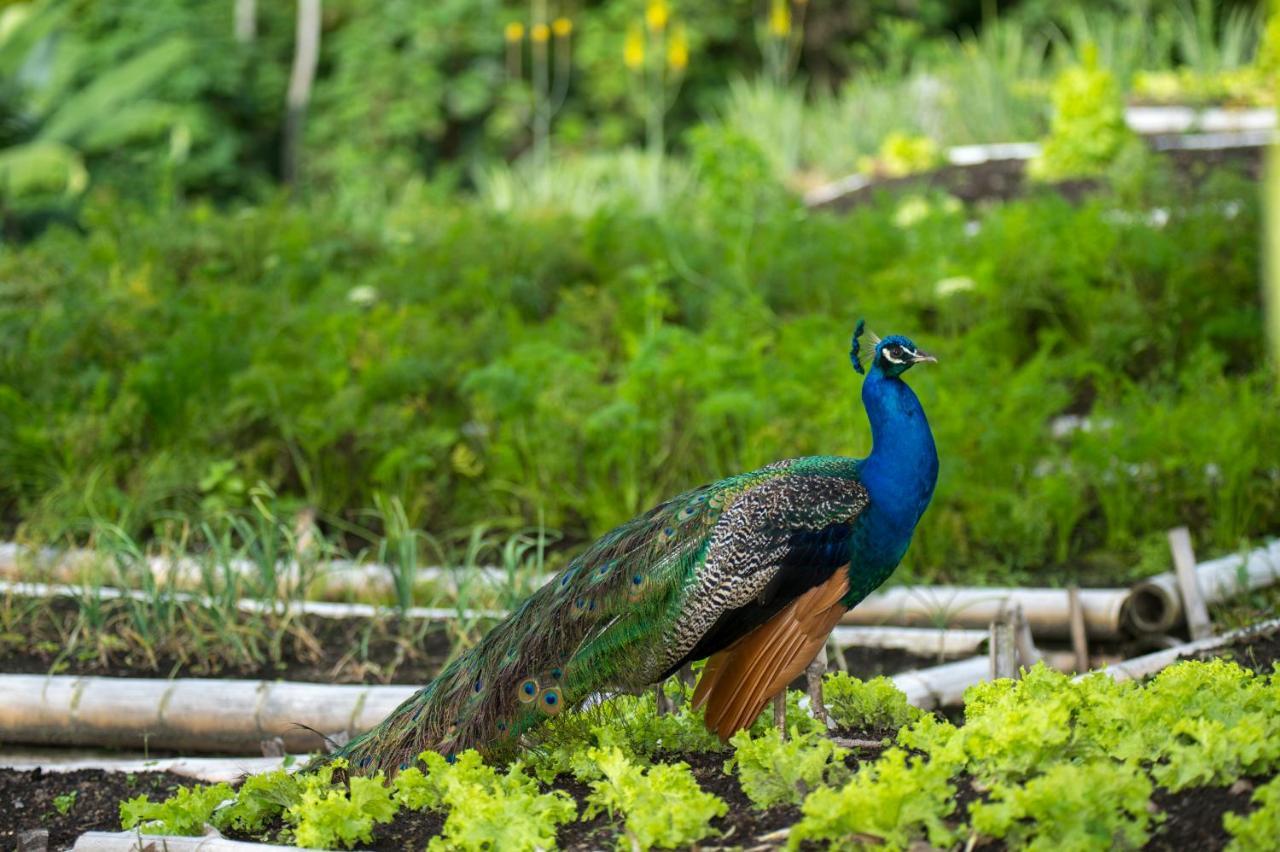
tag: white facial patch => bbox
[882,346,911,365]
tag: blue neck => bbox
[848,365,938,594]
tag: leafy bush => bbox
[2,162,1272,591]
[727,725,850,808]
[581,746,726,850]
[1030,43,1140,181]
[823,672,922,730]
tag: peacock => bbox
[333,322,938,774]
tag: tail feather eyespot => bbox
[517,678,539,703]
[627,573,649,601]
[538,688,563,715]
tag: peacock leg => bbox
[806,646,829,726]
[677,663,696,706]
[655,679,675,716]
[773,692,787,739]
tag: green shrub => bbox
[2,164,1272,591]
[1030,42,1140,181]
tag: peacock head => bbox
[850,320,936,379]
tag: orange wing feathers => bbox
[692,567,849,739]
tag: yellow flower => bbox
[768,0,790,37]
[504,21,524,42]
[531,23,550,42]
[645,0,669,32]
[624,24,645,70]
[552,17,572,38]
[667,25,688,72]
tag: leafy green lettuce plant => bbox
[392,750,575,852]
[120,783,235,836]
[823,672,923,730]
[1225,774,1280,852]
[581,746,726,851]
[526,689,722,782]
[789,746,957,851]
[213,769,300,835]
[284,760,397,850]
[969,760,1155,850]
[726,725,850,808]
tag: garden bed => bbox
[808,140,1266,211]
[0,595,456,684]
[3,622,1277,851]
[0,767,194,851]
[2,746,1270,850]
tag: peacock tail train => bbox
[331,456,868,775]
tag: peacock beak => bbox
[910,350,937,365]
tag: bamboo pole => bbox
[1086,616,1280,684]
[828,625,988,657]
[2,647,1088,753]
[234,0,256,43]
[1169,527,1213,640]
[0,579,504,623]
[282,0,321,185]
[0,753,288,783]
[1128,540,1280,633]
[0,675,416,754]
[1068,586,1089,672]
[891,650,1079,711]
[988,606,1018,679]
[841,585,1131,639]
[0,541,535,595]
[3,580,987,650]
[74,833,306,851]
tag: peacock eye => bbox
[882,344,908,365]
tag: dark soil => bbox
[1197,622,1280,673]
[1144,777,1269,851]
[659,748,804,848]
[837,645,953,679]
[0,596,454,684]
[0,768,194,851]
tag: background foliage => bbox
[0,0,1275,587]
